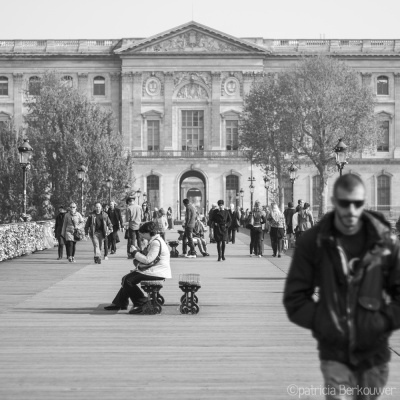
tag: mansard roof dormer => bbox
[115,21,269,55]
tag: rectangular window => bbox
[377,121,389,152]
[147,120,160,151]
[182,110,204,151]
[0,81,8,96]
[226,120,238,150]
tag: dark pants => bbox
[57,236,64,258]
[270,227,284,255]
[228,227,237,244]
[182,226,196,255]
[65,241,76,257]
[250,227,263,255]
[168,218,173,229]
[103,236,108,257]
[127,228,141,254]
[111,272,164,307]
[216,240,226,258]
[109,228,119,252]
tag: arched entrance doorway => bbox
[179,170,206,218]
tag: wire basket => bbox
[179,273,201,286]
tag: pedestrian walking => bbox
[228,203,241,244]
[61,202,84,263]
[284,202,296,248]
[239,208,246,227]
[249,200,266,257]
[155,208,168,241]
[267,202,286,257]
[207,203,217,243]
[141,204,151,223]
[182,198,197,258]
[297,202,314,238]
[210,200,231,261]
[284,174,400,399]
[167,207,173,230]
[85,203,113,264]
[295,199,304,212]
[107,201,124,254]
[126,196,144,258]
[54,205,67,260]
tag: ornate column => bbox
[12,73,23,133]
[121,72,133,149]
[393,73,400,157]
[132,72,142,149]
[163,72,174,149]
[78,73,89,95]
[211,71,221,149]
[110,72,121,131]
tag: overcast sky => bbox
[1,0,399,40]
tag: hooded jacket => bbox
[283,210,400,370]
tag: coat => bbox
[283,210,400,369]
[210,208,231,242]
[54,211,66,241]
[61,211,84,242]
[127,204,143,230]
[85,211,113,238]
[229,210,241,229]
[107,207,123,230]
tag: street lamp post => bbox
[77,164,88,215]
[334,138,348,176]
[18,139,33,216]
[239,188,244,209]
[106,176,113,204]
[248,161,256,210]
[263,175,271,207]
[288,163,298,203]
[235,192,240,208]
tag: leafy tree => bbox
[0,120,28,222]
[240,74,293,209]
[23,71,134,218]
[281,55,379,216]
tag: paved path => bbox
[0,230,399,400]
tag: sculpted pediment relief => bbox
[139,30,246,53]
[115,22,268,55]
[176,83,209,99]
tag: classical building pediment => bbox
[115,21,268,55]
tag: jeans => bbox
[112,272,164,307]
[320,360,389,400]
[127,229,141,254]
[91,232,103,258]
[109,228,119,252]
[182,226,196,255]
[250,227,263,255]
[65,241,76,258]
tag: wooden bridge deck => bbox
[0,230,399,400]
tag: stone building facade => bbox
[0,22,399,217]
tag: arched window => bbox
[0,76,8,96]
[377,76,389,95]
[93,76,105,96]
[29,76,41,96]
[226,175,239,207]
[61,75,73,88]
[377,175,390,211]
[147,175,160,209]
[377,120,389,152]
[312,175,321,213]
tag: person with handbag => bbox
[61,201,84,263]
[249,200,266,257]
[85,202,113,264]
[126,196,144,259]
[107,201,124,254]
[268,202,286,258]
[104,221,171,314]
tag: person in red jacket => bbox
[283,174,400,399]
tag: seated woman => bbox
[104,221,171,314]
[193,214,209,257]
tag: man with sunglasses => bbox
[284,174,400,399]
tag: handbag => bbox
[133,239,162,271]
[71,216,85,242]
[283,236,288,250]
[245,214,254,229]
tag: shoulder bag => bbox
[71,215,85,242]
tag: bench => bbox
[140,280,165,315]
[179,274,201,315]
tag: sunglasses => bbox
[71,206,76,209]
[336,199,365,209]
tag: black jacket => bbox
[84,212,113,238]
[283,210,400,369]
[107,207,123,229]
[54,211,66,240]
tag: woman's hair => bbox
[159,208,166,216]
[69,202,76,208]
[168,207,172,211]
[303,202,310,210]
[139,221,158,236]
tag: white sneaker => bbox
[258,255,262,258]
[186,254,196,258]
[104,256,109,260]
